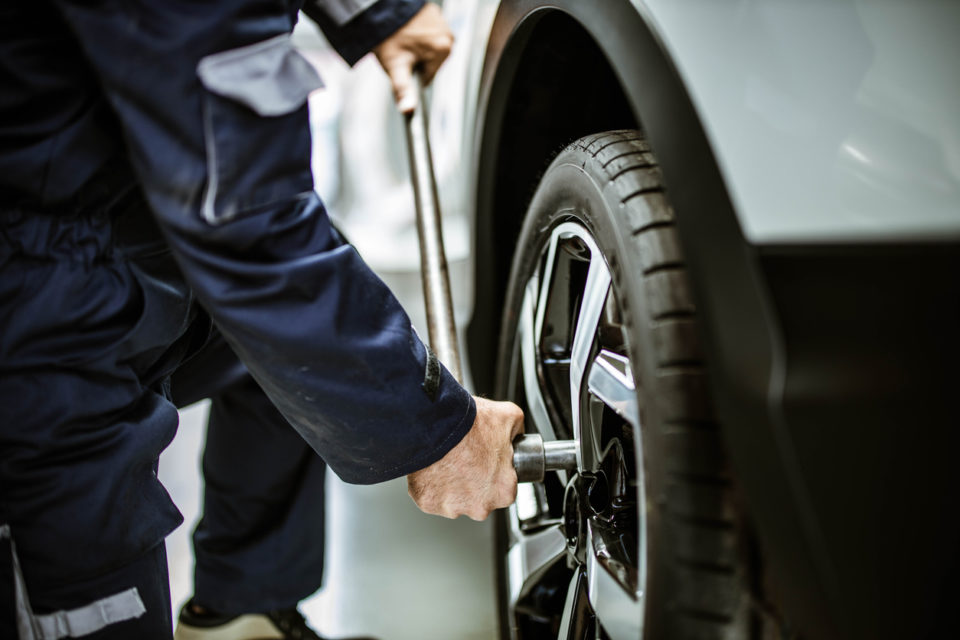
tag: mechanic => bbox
[0,1,523,639]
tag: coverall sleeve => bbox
[51,0,475,484]
[301,0,427,65]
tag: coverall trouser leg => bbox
[170,335,327,616]
[1,179,326,637]
[0,185,199,639]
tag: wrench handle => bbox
[403,73,462,384]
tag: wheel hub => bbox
[562,477,583,560]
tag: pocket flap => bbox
[197,34,323,117]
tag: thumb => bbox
[384,54,417,114]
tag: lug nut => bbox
[512,434,578,483]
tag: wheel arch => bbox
[467,2,842,637]
[469,0,752,397]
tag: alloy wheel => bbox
[502,221,646,640]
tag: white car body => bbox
[428,0,960,245]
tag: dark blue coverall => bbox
[0,0,475,637]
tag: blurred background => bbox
[158,17,496,640]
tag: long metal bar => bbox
[404,73,462,384]
[403,76,578,482]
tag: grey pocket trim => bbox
[197,34,323,117]
[197,34,323,225]
[199,96,224,225]
[1,525,147,640]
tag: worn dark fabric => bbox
[29,545,174,640]
[0,0,473,485]
[1,0,471,633]
[0,0,427,206]
[39,0,473,483]
[0,180,197,591]
[303,0,426,65]
[0,181,191,635]
[171,336,327,615]
[0,534,16,640]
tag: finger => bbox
[467,507,490,522]
[417,38,453,86]
[418,57,442,87]
[498,485,517,511]
[424,499,455,520]
[385,55,417,114]
[509,404,525,439]
[397,86,417,115]
[500,457,519,507]
[411,495,437,516]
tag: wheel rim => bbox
[504,221,647,640]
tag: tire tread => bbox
[581,131,750,637]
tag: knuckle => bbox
[414,491,440,515]
[407,483,421,501]
[469,508,489,522]
[496,474,517,506]
[432,35,452,52]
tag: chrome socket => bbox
[512,434,578,483]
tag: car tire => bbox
[495,130,752,639]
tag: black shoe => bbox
[174,598,379,640]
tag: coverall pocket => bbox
[196,34,323,225]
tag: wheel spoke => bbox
[568,239,610,471]
[569,251,611,387]
[557,570,594,640]
[587,350,639,428]
[586,523,645,640]
[533,225,564,359]
[520,277,556,441]
[508,221,646,640]
[505,523,568,604]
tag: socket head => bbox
[512,433,546,483]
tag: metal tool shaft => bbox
[403,77,573,484]
[404,74,462,383]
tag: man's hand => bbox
[373,3,454,113]
[408,397,524,521]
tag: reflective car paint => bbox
[636,0,960,243]
[433,0,960,244]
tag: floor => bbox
[158,24,498,639]
[160,393,497,640]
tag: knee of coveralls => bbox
[170,335,327,615]
[0,175,206,635]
